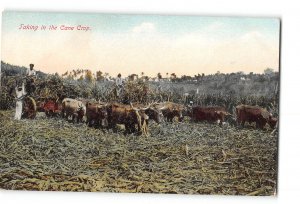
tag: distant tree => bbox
[67,74,74,80]
[96,70,104,81]
[248,72,254,79]
[264,68,274,75]
[157,73,162,80]
[181,75,192,82]
[103,72,109,81]
[62,71,68,77]
[72,70,77,78]
[78,75,84,81]
[128,74,133,81]
[129,74,138,81]
[237,71,245,75]
[170,73,177,82]
[85,70,93,82]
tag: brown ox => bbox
[191,106,231,125]
[236,105,277,129]
[86,101,108,128]
[154,102,185,122]
[61,98,86,123]
[132,102,164,124]
[106,103,149,135]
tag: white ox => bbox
[61,98,86,123]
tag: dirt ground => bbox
[0,110,277,195]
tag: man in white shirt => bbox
[115,73,123,97]
[25,63,37,95]
[26,64,36,76]
[14,82,26,120]
[116,73,123,87]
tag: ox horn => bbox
[226,112,232,116]
[141,103,151,110]
[150,100,159,105]
[130,102,140,111]
[154,101,160,105]
[159,106,167,110]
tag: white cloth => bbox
[14,101,23,120]
[14,84,26,120]
[26,68,36,76]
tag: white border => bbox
[1,0,300,203]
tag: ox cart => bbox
[22,96,62,119]
[35,97,63,117]
[24,75,63,117]
[22,76,40,119]
[43,98,62,116]
[22,96,37,119]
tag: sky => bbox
[1,11,280,77]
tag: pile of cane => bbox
[0,110,277,195]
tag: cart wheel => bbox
[22,96,37,119]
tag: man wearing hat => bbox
[26,63,36,76]
[25,63,37,95]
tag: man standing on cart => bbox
[26,63,36,76]
[25,63,37,96]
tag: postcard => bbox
[0,11,280,195]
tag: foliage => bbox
[1,61,279,115]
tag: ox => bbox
[191,106,231,125]
[86,101,108,128]
[154,102,185,122]
[236,105,277,129]
[132,102,164,124]
[61,98,86,123]
[106,103,149,135]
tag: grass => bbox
[0,110,277,195]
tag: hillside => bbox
[1,61,47,77]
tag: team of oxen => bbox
[59,98,278,135]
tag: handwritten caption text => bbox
[18,24,91,32]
